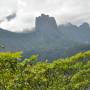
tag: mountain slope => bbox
[0,14,90,60]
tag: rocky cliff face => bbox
[35,14,60,40]
[35,14,58,31]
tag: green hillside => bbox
[0,51,90,90]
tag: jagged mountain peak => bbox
[79,22,90,30]
[35,14,58,32]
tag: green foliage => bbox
[0,51,90,90]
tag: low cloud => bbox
[0,0,90,32]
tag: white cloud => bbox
[0,0,90,32]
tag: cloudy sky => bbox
[0,0,90,32]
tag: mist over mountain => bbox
[59,22,90,43]
[0,14,90,60]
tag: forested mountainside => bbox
[0,51,90,90]
[0,14,90,60]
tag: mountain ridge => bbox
[0,14,90,60]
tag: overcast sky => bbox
[0,0,90,32]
